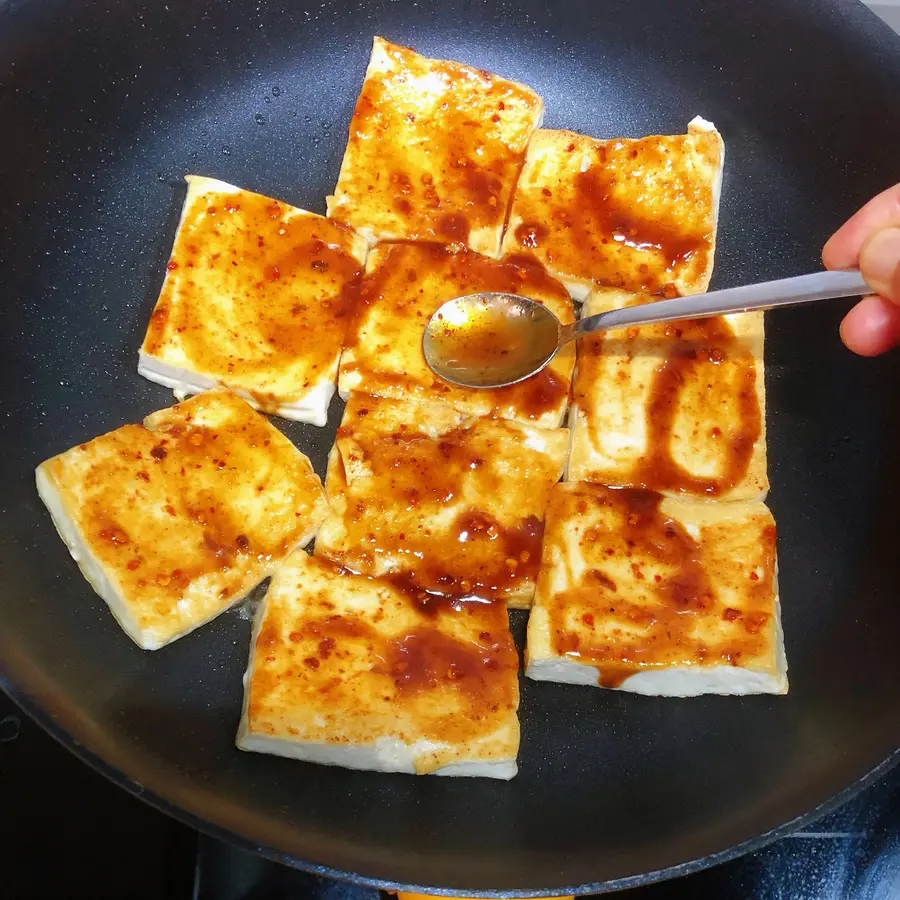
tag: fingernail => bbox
[860,227,900,301]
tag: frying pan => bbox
[2,0,900,893]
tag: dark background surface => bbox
[5,687,900,900]
[3,0,900,893]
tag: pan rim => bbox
[4,0,900,893]
[5,666,900,896]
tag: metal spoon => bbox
[423,269,870,388]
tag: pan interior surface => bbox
[2,0,900,892]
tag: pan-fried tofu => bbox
[567,288,768,502]
[238,551,520,778]
[315,393,569,609]
[35,390,329,650]
[326,36,544,258]
[139,176,367,426]
[526,483,786,696]
[339,242,575,429]
[501,118,724,300]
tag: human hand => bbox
[823,184,900,355]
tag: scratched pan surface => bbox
[2,0,900,893]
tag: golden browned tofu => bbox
[139,176,367,425]
[338,242,575,429]
[501,119,724,299]
[326,37,544,258]
[526,483,786,695]
[315,393,569,609]
[568,288,767,501]
[238,551,520,778]
[35,390,329,649]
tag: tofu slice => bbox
[526,483,786,696]
[35,390,329,650]
[501,118,724,300]
[139,176,367,426]
[237,550,520,778]
[315,393,569,609]
[567,288,768,502]
[326,36,544,258]
[339,242,575,429]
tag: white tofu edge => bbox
[526,656,786,696]
[138,354,334,427]
[324,200,378,248]
[688,115,717,132]
[35,464,321,651]
[236,580,516,779]
[687,116,725,293]
[563,383,581,482]
[526,567,787,697]
[559,277,593,303]
[36,465,149,647]
[236,731,516,780]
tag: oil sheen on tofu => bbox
[35,390,329,649]
[526,482,786,696]
[315,393,569,609]
[327,36,544,258]
[501,118,724,300]
[338,241,575,429]
[238,550,520,778]
[139,176,367,426]
[568,288,768,501]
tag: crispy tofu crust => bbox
[238,550,520,777]
[567,288,768,502]
[36,390,329,649]
[526,483,786,696]
[315,393,569,609]
[502,119,724,299]
[139,176,367,425]
[327,37,544,258]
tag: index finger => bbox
[822,183,900,270]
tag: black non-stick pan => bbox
[2,0,900,893]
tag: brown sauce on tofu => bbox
[636,317,761,496]
[144,190,363,386]
[547,486,776,687]
[342,242,570,421]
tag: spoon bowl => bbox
[422,292,563,388]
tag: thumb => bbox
[859,227,900,304]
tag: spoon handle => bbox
[571,270,870,338]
